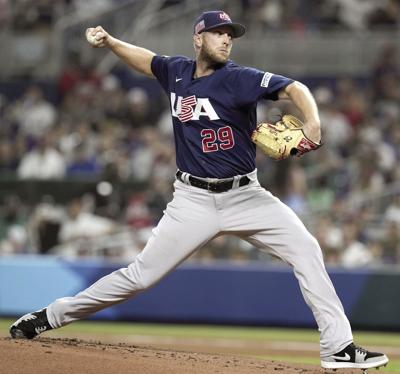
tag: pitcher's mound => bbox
[1,337,360,373]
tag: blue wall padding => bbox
[0,256,383,327]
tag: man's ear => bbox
[193,33,202,48]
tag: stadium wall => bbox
[1,256,399,330]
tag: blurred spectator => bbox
[125,192,153,230]
[359,121,397,175]
[307,176,336,213]
[384,195,400,225]
[282,163,309,216]
[351,147,385,196]
[367,0,400,29]
[371,44,400,119]
[11,86,56,138]
[28,195,65,254]
[365,240,384,266]
[17,135,66,179]
[58,58,85,99]
[0,225,29,255]
[335,0,379,30]
[314,86,353,149]
[372,43,399,79]
[66,144,101,177]
[102,75,127,122]
[124,87,152,128]
[341,222,374,267]
[380,221,400,264]
[314,215,343,265]
[58,196,117,245]
[58,61,101,100]
[0,195,27,240]
[336,78,366,128]
[0,139,19,174]
[0,195,29,256]
[124,191,155,248]
[130,127,160,181]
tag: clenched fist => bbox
[85,26,108,48]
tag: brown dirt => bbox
[0,337,364,374]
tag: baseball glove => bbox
[251,114,321,160]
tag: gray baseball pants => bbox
[47,170,353,356]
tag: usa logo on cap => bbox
[219,12,231,22]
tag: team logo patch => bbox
[170,93,220,122]
[219,12,231,21]
[261,72,273,88]
[195,20,205,33]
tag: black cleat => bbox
[10,309,52,339]
[321,343,389,370]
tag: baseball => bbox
[86,29,104,46]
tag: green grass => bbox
[2,318,400,346]
[2,319,399,372]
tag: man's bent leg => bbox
[223,185,352,357]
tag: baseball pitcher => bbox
[10,10,388,372]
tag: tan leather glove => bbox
[251,114,321,160]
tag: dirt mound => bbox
[1,337,360,374]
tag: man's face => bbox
[198,26,233,64]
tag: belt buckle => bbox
[207,182,215,192]
[209,181,228,193]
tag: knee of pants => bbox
[126,263,160,292]
[295,232,323,260]
[135,273,158,291]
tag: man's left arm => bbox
[278,81,321,143]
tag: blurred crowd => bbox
[1,41,399,267]
[239,0,400,32]
[0,2,399,267]
[0,0,399,32]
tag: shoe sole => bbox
[9,311,44,339]
[9,327,31,339]
[321,355,389,369]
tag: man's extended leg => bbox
[10,181,219,337]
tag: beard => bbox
[199,39,229,67]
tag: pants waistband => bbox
[175,170,251,193]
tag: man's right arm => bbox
[86,26,156,78]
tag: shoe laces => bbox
[351,343,368,356]
[25,312,48,330]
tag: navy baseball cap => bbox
[194,11,246,38]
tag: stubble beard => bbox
[199,41,229,67]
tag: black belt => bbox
[176,170,251,193]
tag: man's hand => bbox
[85,26,110,48]
[84,27,155,77]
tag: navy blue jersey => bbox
[151,55,293,178]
